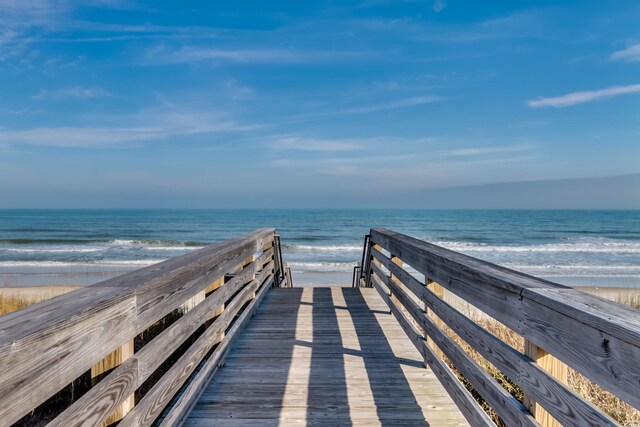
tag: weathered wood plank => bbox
[0,287,136,427]
[379,270,538,427]
[158,275,275,426]
[119,270,273,427]
[93,228,274,333]
[376,250,619,426]
[0,229,275,426]
[90,339,135,426]
[523,340,567,427]
[371,227,640,410]
[184,286,469,426]
[370,274,493,427]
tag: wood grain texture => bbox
[370,228,640,411]
[184,286,470,426]
[378,269,538,427]
[371,241,620,426]
[119,266,274,427]
[0,229,275,427]
[93,228,275,333]
[523,340,567,427]
[158,274,275,426]
[369,273,492,427]
[91,339,135,426]
[0,286,136,427]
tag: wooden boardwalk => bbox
[184,287,469,426]
[3,228,637,427]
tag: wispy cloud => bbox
[432,0,446,13]
[337,96,441,114]
[527,84,640,108]
[292,96,442,121]
[142,46,367,65]
[32,86,111,100]
[610,43,640,62]
[0,108,258,148]
[269,137,361,152]
[445,144,531,156]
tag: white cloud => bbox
[32,86,111,100]
[292,96,442,121]
[610,43,640,62]
[0,109,258,148]
[222,79,255,100]
[337,96,441,114]
[433,0,446,13]
[446,144,531,156]
[269,137,361,152]
[142,46,366,65]
[527,84,640,108]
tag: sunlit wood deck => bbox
[184,287,468,426]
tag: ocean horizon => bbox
[1,208,639,289]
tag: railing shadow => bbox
[341,287,428,426]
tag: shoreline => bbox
[1,283,637,301]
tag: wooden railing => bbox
[364,228,640,427]
[0,228,284,427]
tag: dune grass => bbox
[0,295,35,315]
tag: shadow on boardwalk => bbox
[184,287,433,426]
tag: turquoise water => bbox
[0,209,639,287]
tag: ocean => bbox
[0,209,639,288]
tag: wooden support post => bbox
[91,340,135,426]
[181,290,205,312]
[390,255,403,305]
[426,279,445,360]
[204,276,225,344]
[369,244,384,291]
[244,255,256,298]
[523,340,568,427]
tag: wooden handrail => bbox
[0,228,278,427]
[367,228,639,427]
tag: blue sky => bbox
[0,0,638,208]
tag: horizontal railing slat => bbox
[0,287,137,427]
[158,273,275,426]
[372,246,618,427]
[0,228,276,427]
[119,264,274,427]
[48,250,275,427]
[369,271,495,427]
[372,258,538,427]
[370,228,640,410]
[93,228,275,333]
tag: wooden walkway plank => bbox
[183,287,469,426]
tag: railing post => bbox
[368,244,382,288]
[426,279,445,360]
[523,340,568,427]
[390,255,403,306]
[91,340,135,425]
[244,254,256,298]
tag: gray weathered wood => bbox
[184,286,470,426]
[119,267,274,427]
[370,272,493,427]
[372,244,621,426]
[48,254,274,427]
[378,266,539,427]
[0,287,136,427]
[370,228,640,410]
[0,229,275,427]
[93,228,275,333]
[159,275,275,426]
